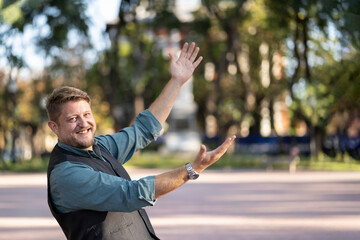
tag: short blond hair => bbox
[46,86,91,123]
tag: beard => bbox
[71,136,95,149]
[59,128,96,150]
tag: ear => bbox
[48,121,59,135]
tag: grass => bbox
[125,152,191,169]
[1,152,360,172]
[0,157,49,172]
[124,152,267,170]
[126,152,360,171]
[298,160,360,171]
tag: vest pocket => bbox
[107,222,134,240]
[102,212,134,240]
[102,211,154,240]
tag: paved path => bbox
[1,169,360,240]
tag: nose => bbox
[77,116,89,128]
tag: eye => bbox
[84,112,91,117]
[69,117,77,122]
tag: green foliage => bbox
[86,1,176,129]
[312,53,360,115]
[1,0,359,164]
[0,0,90,65]
[0,0,91,164]
[153,9,181,29]
[319,0,360,49]
[0,0,22,25]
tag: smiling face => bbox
[48,100,96,150]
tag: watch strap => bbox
[185,162,199,180]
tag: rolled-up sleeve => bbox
[50,161,156,214]
[96,110,162,164]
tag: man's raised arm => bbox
[147,42,235,201]
[148,42,203,125]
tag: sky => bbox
[86,0,121,52]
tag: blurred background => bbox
[0,0,360,171]
[1,1,360,239]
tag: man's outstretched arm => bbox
[154,136,236,199]
[50,136,236,212]
[148,42,203,125]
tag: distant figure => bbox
[289,146,300,173]
[45,42,235,240]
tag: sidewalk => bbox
[1,170,360,240]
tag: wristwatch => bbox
[185,162,199,180]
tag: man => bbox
[46,42,235,240]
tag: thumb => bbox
[192,144,207,173]
[168,53,175,63]
[199,144,206,155]
[195,144,206,162]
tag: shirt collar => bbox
[57,140,103,160]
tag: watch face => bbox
[191,173,199,180]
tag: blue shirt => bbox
[49,110,162,214]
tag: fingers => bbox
[214,135,236,157]
[179,42,202,64]
[223,135,236,149]
[189,46,199,62]
[193,56,203,69]
[227,135,237,144]
[178,42,189,60]
[186,42,196,59]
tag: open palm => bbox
[169,42,203,84]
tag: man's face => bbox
[48,100,96,150]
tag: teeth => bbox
[78,129,89,134]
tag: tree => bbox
[189,0,289,140]
[265,0,360,155]
[87,0,179,130]
[318,0,360,50]
[0,0,91,162]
